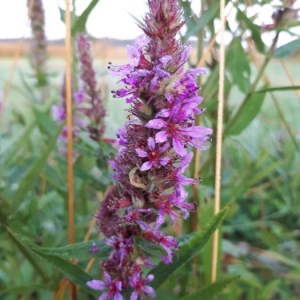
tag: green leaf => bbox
[236,8,265,53]
[4,226,97,296]
[72,0,102,34]
[185,2,219,40]
[227,37,251,93]
[255,85,300,93]
[5,224,111,260]
[0,122,36,168]
[134,237,166,256]
[4,225,49,283]
[13,125,63,209]
[274,39,300,58]
[225,88,266,136]
[180,276,239,300]
[149,206,229,290]
[33,107,57,136]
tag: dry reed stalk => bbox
[65,0,75,246]
[193,2,236,183]
[64,0,76,298]
[211,0,226,283]
[0,0,34,120]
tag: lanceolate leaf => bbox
[237,8,265,53]
[227,37,251,93]
[4,226,97,296]
[225,89,266,136]
[185,2,219,40]
[4,226,111,260]
[179,276,239,300]
[4,225,49,283]
[149,206,229,290]
[13,125,63,209]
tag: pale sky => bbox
[0,0,299,46]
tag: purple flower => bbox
[129,274,156,300]
[87,272,123,300]
[89,242,99,254]
[136,137,170,171]
[146,118,212,156]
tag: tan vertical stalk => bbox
[65,0,74,244]
[0,0,34,120]
[211,0,226,283]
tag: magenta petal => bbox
[114,292,124,300]
[159,157,170,166]
[130,291,138,300]
[155,131,168,143]
[180,126,213,137]
[103,272,112,284]
[178,152,194,172]
[140,161,153,171]
[173,136,186,156]
[86,280,106,290]
[147,137,155,151]
[145,119,166,129]
[143,286,156,297]
[136,148,148,157]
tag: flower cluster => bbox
[88,0,212,299]
[27,0,48,86]
[76,34,106,142]
[52,35,106,147]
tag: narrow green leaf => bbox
[4,225,50,283]
[29,240,110,261]
[4,226,97,295]
[180,276,239,300]
[227,37,251,93]
[127,11,143,26]
[255,85,300,93]
[149,206,229,290]
[33,107,57,136]
[225,89,266,136]
[248,161,282,187]
[185,3,219,40]
[13,125,63,208]
[237,8,265,53]
[0,122,35,167]
[274,39,300,58]
[5,226,111,260]
[72,0,101,34]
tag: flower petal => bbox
[155,131,168,143]
[173,136,186,156]
[145,119,166,129]
[147,137,155,151]
[140,161,153,171]
[87,280,106,290]
[136,148,148,157]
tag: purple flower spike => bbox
[89,0,212,298]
